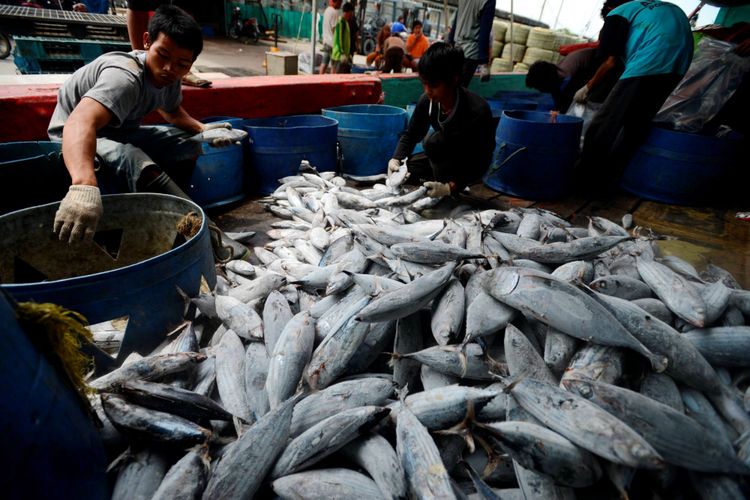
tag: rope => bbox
[176,211,203,239]
[15,302,94,398]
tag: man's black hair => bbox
[342,2,354,12]
[525,61,560,93]
[601,0,631,18]
[412,20,423,29]
[417,42,464,86]
[148,4,203,60]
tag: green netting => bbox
[225,2,321,40]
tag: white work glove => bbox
[423,181,452,198]
[479,64,490,82]
[388,158,402,175]
[192,123,248,147]
[53,185,103,243]
[574,85,590,104]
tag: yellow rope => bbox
[15,302,94,397]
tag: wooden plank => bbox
[465,183,502,202]
[568,193,641,227]
[655,239,750,290]
[633,202,737,245]
[632,201,750,288]
[532,196,590,220]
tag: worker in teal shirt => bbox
[575,0,693,190]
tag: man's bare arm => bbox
[159,106,204,134]
[61,97,113,187]
[586,55,618,92]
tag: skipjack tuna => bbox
[88,164,750,499]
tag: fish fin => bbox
[175,285,196,319]
[648,354,669,373]
[106,446,132,473]
[434,400,476,453]
[428,221,447,241]
[459,459,500,500]
[395,384,409,402]
[473,432,507,481]
[385,351,402,368]
[457,343,469,378]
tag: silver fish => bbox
[508,378,663,469]
[567,379,749,474]
[484,267,667,372]
[272,468,384,500]
[265,311,315,408]
[339,432,408,500]
[636,258,707,328]
[270,406,390,478]
[397,403,457,499]
[202,395,298,499]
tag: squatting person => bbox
[387,43,495,199]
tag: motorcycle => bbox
[359,14,385,55]
[0,33,10,60]
[228,6,261,44]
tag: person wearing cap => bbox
[391,16,406,36]
[387,43,495,199]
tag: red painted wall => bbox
[0,74,382,142]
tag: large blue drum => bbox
[620,125,742,205]
[484,110,583,200]
[242,115,338,194]
[323,104,407,178]
[0,193,216,362]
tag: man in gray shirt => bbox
[448,0,496,87]
[49,5,243,251]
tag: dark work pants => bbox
[406,130,460,185]
[460,59,480,88]
[577,73,683,186]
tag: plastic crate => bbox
[13,36,131,61]
[13,55,86,74]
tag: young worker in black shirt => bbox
[388,43,495,199]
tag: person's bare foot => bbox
[182,72,212,88]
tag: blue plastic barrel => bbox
[0,194,216,362]
[0,142,70,215]
[486,98,538,118]
[200,116,246,128]
[484,110,583,200]
[242,115,338,194]
[493,90,554,111]
[620,126,742,205]
[185,117,247,209]
[0,292,107,500]
[322,104,407,178]
[405,103,426,154]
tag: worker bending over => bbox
[48,5,246,257]
[388,43,495,199]
[525,48,622,113]
[575,0,693,187]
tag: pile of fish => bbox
[88,166,750,499]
